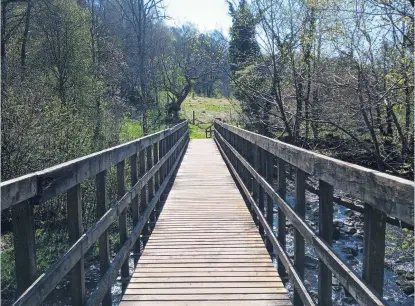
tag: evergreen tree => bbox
[227,0,260,74]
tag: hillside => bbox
[180,96,240,138]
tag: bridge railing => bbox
[1,121,189,306]
[214,120,413,306]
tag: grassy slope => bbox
[180,96,240,138]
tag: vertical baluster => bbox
[147,144,154,205]
[139,149,148,248]
[151,142,159,222]
[294,168,306,306]
[130,153,140,263]
[318,180,333,306]
[144,145,153,247]
[363,205,386,295]
[12,200,37,296]
[158,138,166,212]
[96,170,112,306]
[67,184,85,305]
[265,151,274,257]
[117,160,129,288]
[257,148,265,239]
[277,158,287,278]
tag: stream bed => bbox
[276,191,414,306]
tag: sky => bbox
[164,0,232,37]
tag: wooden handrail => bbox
[1,121,187,210]
[214,120,414,306]
[5,121,189,306]
[215,120,413,225]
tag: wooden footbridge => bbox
[1,121,413,306]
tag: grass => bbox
[120,117,143,142]
[181,96,240,138]
[188,123,211,139]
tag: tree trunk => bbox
[1,3,8,95]
[20,0,32,80]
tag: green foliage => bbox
[120,117,144,142]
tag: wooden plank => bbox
[96,170,112,306]
[120,301,292,306]
[122,294,290,301]
[124,287,286,294]
[363,204,386,296]
[215,120,414,225]
[12,200,37,296]
[318,180,333,306]
[124,282,283,288]
[120,140,289,306]
[67,184,85,305]
[294,169,306,306]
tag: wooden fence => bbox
[214,120,414,306]
[1,121,189,306]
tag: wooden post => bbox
[158,138,166,212]
[265,151,274,257]
[96,170,112,306]
[257,148,265,239]
[145,145,154,245]
[318,180,333,306]
[294,168,306,306]
[117,160,129,288]
[12,200,37,296]
[363,204,386,295]
[192,111,195,125]
[67,184,85,305]
[152,142,159,222]
[139,149,148,248]
[277,158,287,278]
[130,153,140,262]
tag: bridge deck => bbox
[120,139,291,305]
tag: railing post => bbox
[318,180,333,306]
[151,142,159,222]
[130,153,140,262]
[158,138,166,213]
[265,151,274,258]
[96,170,112,306]
[257,147,265,240]
[294,168,306,306]
[139,149,148,248]
[12,200,37,296]
[117,160,129,288]
[363,205,386,295]
[277,158,287,278]
[67,184,85,305]
[145,144,154,243]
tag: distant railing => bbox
[1,121,189,306]
[214,120,414,306]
